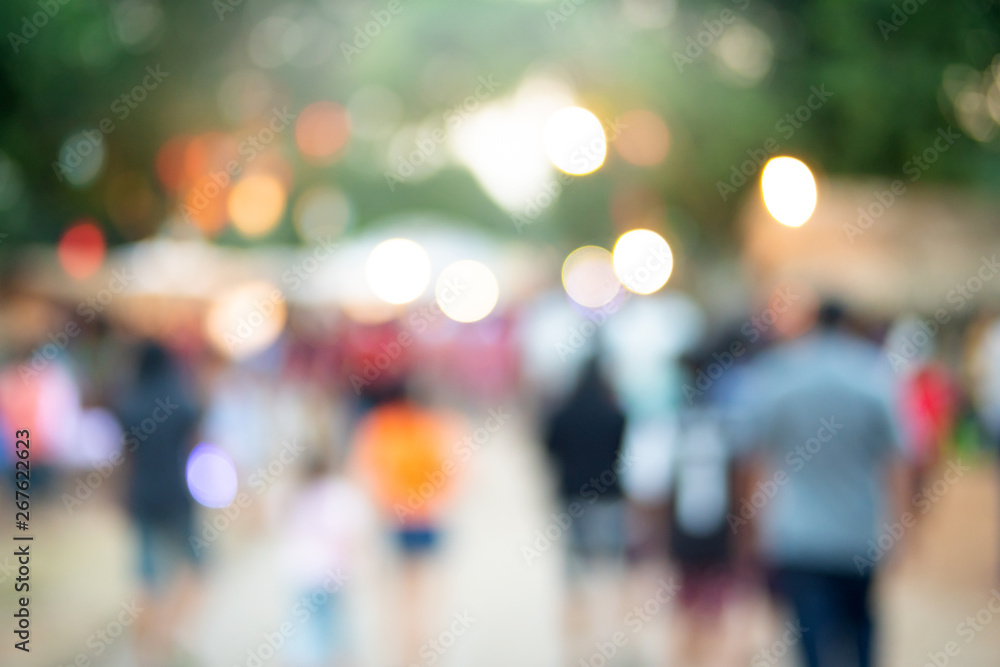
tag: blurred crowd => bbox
[1,280,999,667]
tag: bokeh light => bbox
[58,221,106,280]
[57,131,106,188]
[248,16,303,69]
[227,174,286,237]
[185,443,238,508]
[295,101,351,163]
[205,280,288,359]
[761,156,817,227]
[112,0,165,53]
[347,86,403,140]
[366,238,431,305]
[543,106,607,175]
[561,246,621,308]
[217,70,278,124]
[184,176,230,235]
[712,23,774,86]
[615,110,670,166]
[293,186,352,242]
[74,407,123,466]
[155,135,191,193]
[435,260,500,323]
[612,229,674,294]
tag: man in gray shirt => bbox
[742,302,909,667]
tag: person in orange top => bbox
[351,385,462,663]
[353,392,459,552]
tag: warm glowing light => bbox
[447,76,573,211]
[58,221,105,280]
[205,280,287,359]
[435,260,499,323]
[186,443,238,508]
[561,246,620,308]
[761,157,817,227]
[366,238,431,305]
[615,110,670,166]
[227,174,286,237]
[184,175,230,235]
[295,101,351,163]
[544,107,607,175]
[155,135,191,192]
[612,229,673,294]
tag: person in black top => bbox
[544,356,628,658]
[116,341,201,665]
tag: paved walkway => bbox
[3,421,998,667]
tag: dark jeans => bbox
[772,566,874,667]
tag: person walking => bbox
[743,302,909,667]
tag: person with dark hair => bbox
[351,380,461,664]
[116,341,202,665]
[546,358,628,556]
[741,300,909,667]
[544,357,628,657]
[816,299,846,330]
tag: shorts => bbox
[395,525,440,556]
[568,497,626,560]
